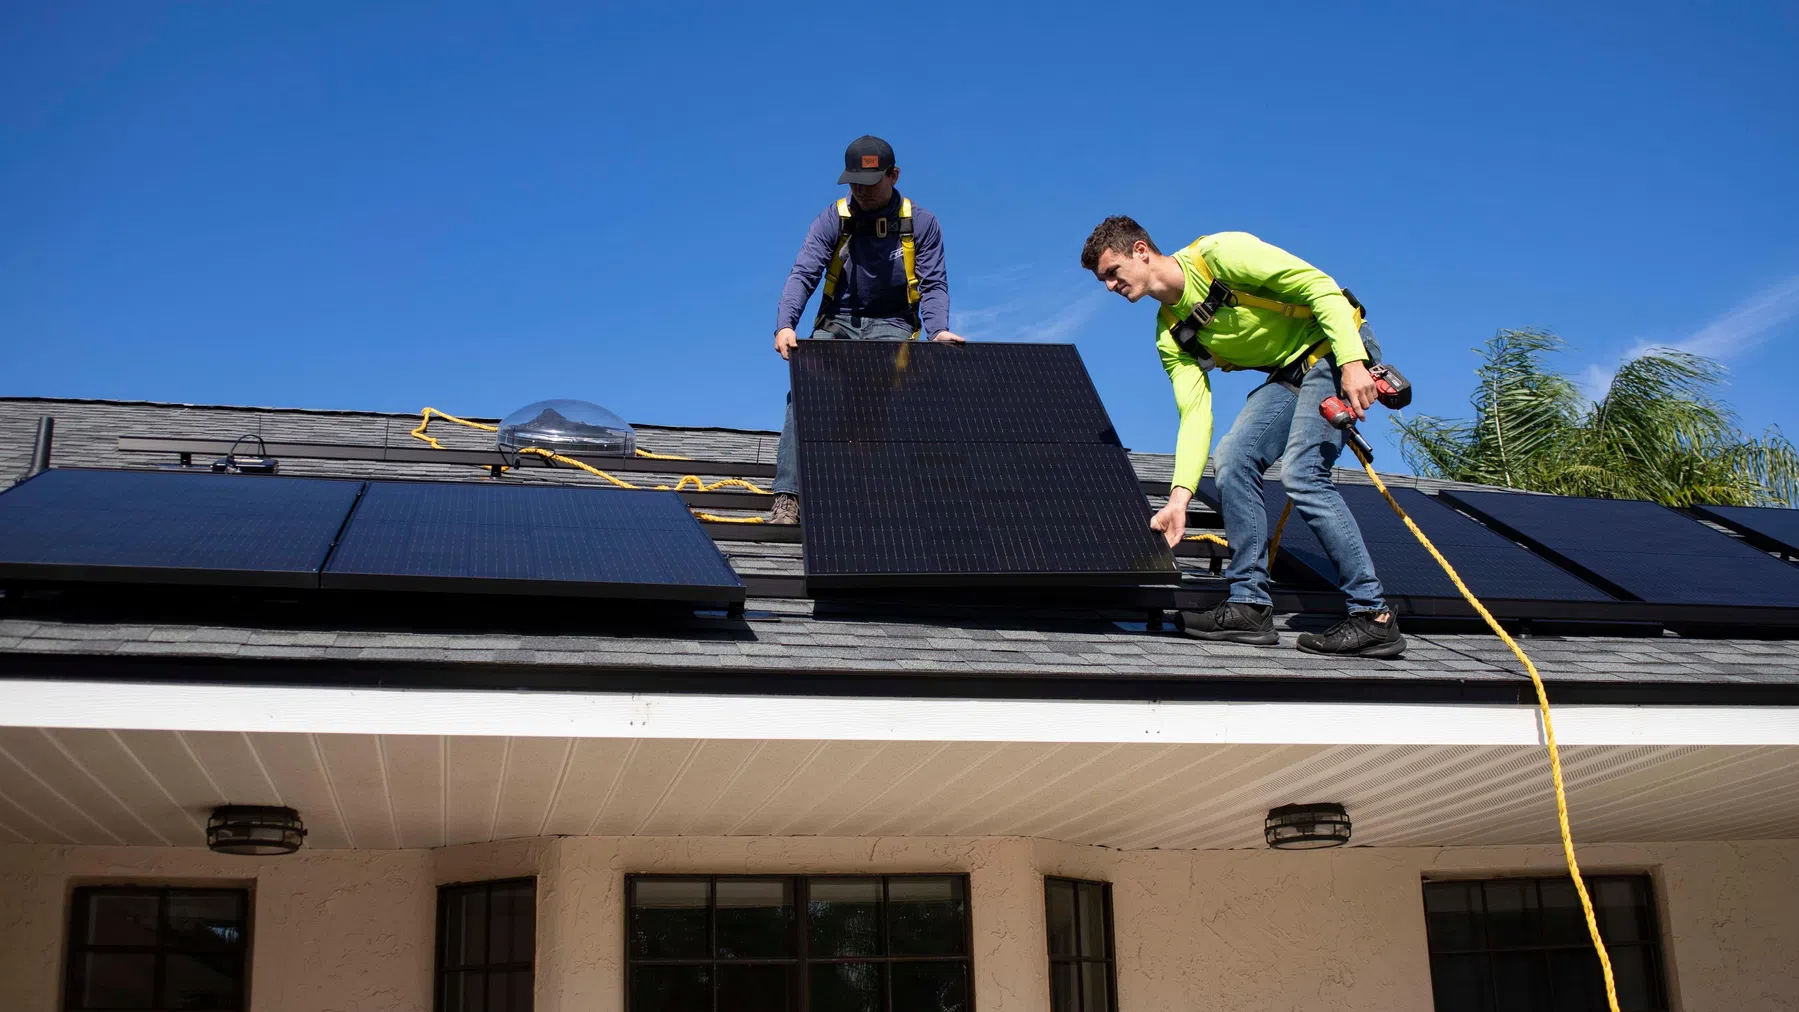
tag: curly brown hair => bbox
[1079,216,1159,271]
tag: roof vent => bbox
[496,399,635,458]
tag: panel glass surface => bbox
[1689,503,1799,558]
[792,342,1176,585]
[792,341,1120,445]
[1442,490,1799,607]
[0,468,362,588]
[325,482,743,601]
[1194,480,1616,603]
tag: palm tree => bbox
[1393,328,1799,507]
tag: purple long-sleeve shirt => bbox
[774,191,950,337]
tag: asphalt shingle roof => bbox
[4,396,1798,698]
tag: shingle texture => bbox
[4,397,1799,691]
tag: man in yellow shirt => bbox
[1081,216,1404,657]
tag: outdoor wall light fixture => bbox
[206,805,307,855]
[1264,802,1352,850]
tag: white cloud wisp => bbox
[950,270,1110,344]
[1581,272,1799,400]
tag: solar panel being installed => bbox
[0,468,362,588]
[321,481,745,602]
[791,341,1177,589]
[1442,490,1799,613]
[1688,503,1799,560]
[1193,479,1616,615]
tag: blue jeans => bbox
[772,315,916,496]
[1215,325,1388,614]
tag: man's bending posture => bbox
[1081,216,1404,657]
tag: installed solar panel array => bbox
[1441,490,1799,618]
[791,342,1177,589]
[326,481,743,600]
[0,469,743,604]
[1194,479,1614,617]
[1689,503,1799,559]
[0,469,361,588]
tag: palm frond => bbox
[1410,332,1788,507]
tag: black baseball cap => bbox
[837,135,895,185]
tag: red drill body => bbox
[1369,363,1411,409]
[1320,363,1410,460]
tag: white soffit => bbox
[2,679,1798,746]
[3,729,1797,849]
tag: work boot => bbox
[1296,612,1407,658]
[770,493,800,525]
[1180,601,1277,645]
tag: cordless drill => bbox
[1319,363,1411,461]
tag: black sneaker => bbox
[1180,601,1277,644]
[1296,613,1407,658]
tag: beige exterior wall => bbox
[3,837,1795,1011]
[1034,839,1799,1011]
[0,844,437,1012]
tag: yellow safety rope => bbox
[1180,458,1621,1012]
[409,408,771,522]
[1267,499,1293,564]
[411,407,495,448]
[1179,503,1288,564]
[1346,444,1621,1012]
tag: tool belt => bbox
[1262,339,1336,393]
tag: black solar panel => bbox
[322,481,744,602]
[1194,479,1615,604]
[792,341,1176,588]
[1689,503,1799,559]
[0,468,361,588]
[1441,490,1799,608]
[794,341,1121,445]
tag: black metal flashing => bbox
[3,650,1796,706]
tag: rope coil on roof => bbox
[411,407,770,523]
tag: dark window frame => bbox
[1043,876,1117,1012]
[1422,874,1671,1012]
[63,885,251,1012]
[624,872,975,1011]
[434,876,537,1012]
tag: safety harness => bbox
[1168,237,1367,390]
[816,197,921,337]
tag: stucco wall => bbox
[0,844,436,1012]
[2,837,1795,1011]
[1033,839,1799,1012]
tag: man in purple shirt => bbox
[768,135,963,523]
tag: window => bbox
[1044,877,1115,1012]
[64,887,249,1011]
[1423,875,1670,1012]
[436,878,535,1012]
[626,874,971,1012]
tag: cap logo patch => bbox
[861,155,880,168]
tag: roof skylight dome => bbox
[496,399,636,458]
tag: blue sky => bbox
[3,1,1796,467]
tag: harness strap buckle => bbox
[1170,277,1235,356]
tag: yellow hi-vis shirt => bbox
[1157,232,1370,493]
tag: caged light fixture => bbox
[1264,802,1352,850]
[206,805,307,856]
